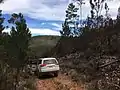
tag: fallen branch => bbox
[99,60,120,68]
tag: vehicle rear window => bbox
[43,59,57,64]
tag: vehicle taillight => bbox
[40,64,46,67]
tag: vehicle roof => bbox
[39,57,56,60]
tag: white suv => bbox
[36,58,60,77]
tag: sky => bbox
[0,0,120,36]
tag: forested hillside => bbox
[30,35,60,57]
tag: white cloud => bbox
[3,28,61,36]
[51,23,60,27]
[107,0,120,19]
[0,0,29,13]
[0,0,70,20]
[29,28,60,36]
[51,23,62,31]
[51,23,62,30]
[0,0,120,21]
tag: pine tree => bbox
[4,13,31,89]
[61,3,79,36]
[89,0,105,28]
[0,10,5,45]
[6,13,31,68]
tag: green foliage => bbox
[66,3,79,36]
[5,13,31,68]
[0,10,5,45]
[60,20,70,36]
[61,3,79,37]
[66,3,79,22]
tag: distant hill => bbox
[29,35,61,57]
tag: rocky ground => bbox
[57,53,120,90]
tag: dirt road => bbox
[35,73,84,90]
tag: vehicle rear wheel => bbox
[54,72,58,77]
[34,71,38,76]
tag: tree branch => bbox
[99,60,120,68]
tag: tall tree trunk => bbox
[15,68,20,90]
[97,11,99,29]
